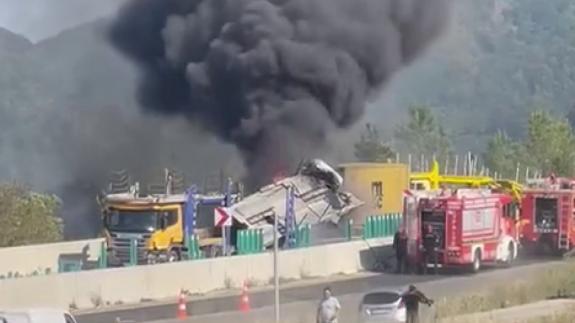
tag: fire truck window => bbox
[535,197,558,229]
[503,203,514,218]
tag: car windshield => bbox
[362,292,401,305]
[106,209,162,233]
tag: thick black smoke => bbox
[110,0,450,187]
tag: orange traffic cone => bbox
[239,281,251,313]
[177,290,187,320]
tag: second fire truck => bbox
[520,176,575,255]
[405,188,520,273]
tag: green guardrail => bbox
[58,256,83,273]
[186,235,204,260]
[295,224,311,248]
[362,213,402,239]
[129,238,139,266]
[344,219,354,241]
[98,241,108,269]
[237,229,264,255]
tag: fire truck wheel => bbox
[504,242,515,266]
[471,249,481,273]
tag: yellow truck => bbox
[98,175,238,265]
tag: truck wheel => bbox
[471,249,481,273]
[168,248,181,262]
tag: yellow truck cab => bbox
[99,177,238,266]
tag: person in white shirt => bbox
[316,287,341,323]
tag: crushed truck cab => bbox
[226,159,364,247]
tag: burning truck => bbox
[227,159,364,247]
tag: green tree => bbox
[484,131,522,179]
[395,105,451,159]
[0,183,62,247]
[354,123,395,162]
[523,110,575,176]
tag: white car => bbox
[0,309,77,323]
[359,289,407,323]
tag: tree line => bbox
[354,105,575,179]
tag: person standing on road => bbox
[393,227,408,274]
[316,287,341,323]
[422,225,439,275]
[401,285,434,323]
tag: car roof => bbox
[0,308,71,315]
[363,288,406,296]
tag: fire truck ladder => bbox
[558,195,570,250]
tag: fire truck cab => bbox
[520,177,575,255]
[406,188,519,273]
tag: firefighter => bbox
[422,224,439,275]
[401,285,434,323]
[393,227,408,274]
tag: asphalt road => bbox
[75,258,561,323]
[151,259,566,323]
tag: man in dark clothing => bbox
[393,228,408,274]
[422,225,439,275]
[401,285,433,323]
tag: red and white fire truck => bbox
[520,176,575,255]
[405,188,519,273]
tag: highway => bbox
[76,258,563,323]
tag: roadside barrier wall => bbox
[0,239,103,278]
[0,238,392,310]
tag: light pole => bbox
[273,207,280,323]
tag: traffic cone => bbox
[239,281,251,313]
[177,290,187,320]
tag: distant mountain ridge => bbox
[0,27,32,56]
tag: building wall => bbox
[339,163,409,224]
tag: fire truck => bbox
[406,188,519,273]
[520,176,575,255]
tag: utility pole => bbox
[273,209,280,323]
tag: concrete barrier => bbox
[0,239,103,278]
[0,238,392,310]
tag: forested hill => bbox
[0,0,574,238]
[380,0,575,151]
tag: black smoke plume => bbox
[109,0,450,187]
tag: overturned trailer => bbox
[228,159,364,247]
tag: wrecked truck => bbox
[227,159,364,247]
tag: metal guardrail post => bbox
[129,238,138,266]
[345,219,353,241]
[258,229,265,252]
[363,216,371,239]
[98,241,107,269]
[384,215,391,237]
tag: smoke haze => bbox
[110,0,451,188]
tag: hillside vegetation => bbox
[0,0,574,241]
